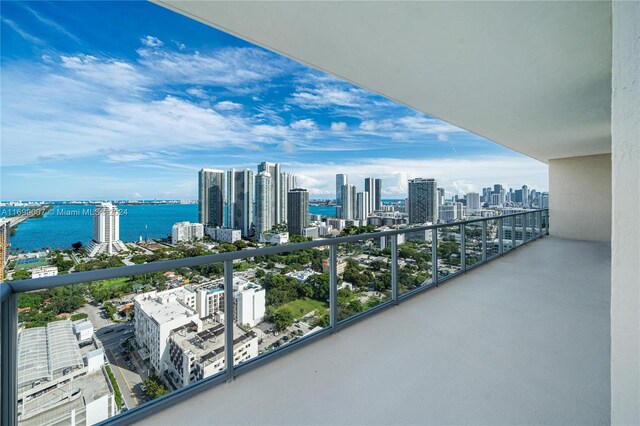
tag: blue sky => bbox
[1,1,548,201]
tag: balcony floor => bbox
[138,237,611,425]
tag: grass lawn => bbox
[281,298,328,319]
[93,277,130,288]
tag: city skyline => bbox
[1,1,548,201]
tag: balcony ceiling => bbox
[155,1,612,163]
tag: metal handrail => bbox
[8,209,548,294]
[1,208,548,426]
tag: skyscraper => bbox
[466,192,481,211]
[255,171,273,237]
[86,202,128,257]
[340,184,356,220]
[287,188,309,236]
[198,168,225,227]
[279,172,297,225]
[437,187,445,206]
[374,178,382,210]
[336,174,348,217]
[408,178,438,223]
[364,178,376,213]
[522,185,530,206]
[227,169,254,237]
[258,162,282,224]
[356,191,370,220]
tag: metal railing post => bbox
[537,210,542,238]
[512,216,517,249]
[329,244,338,333]
[498,217,504,255]
[390,235,398,304]
[460,224,466,272]
[1,289,18,426]
[431,228,438,284]
[481,220,487,262]
[523,213,529,243]
[223,260,234,383]
[546,210,550,235]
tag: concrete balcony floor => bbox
[139,237,610,425]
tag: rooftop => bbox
[17,320,84,390]
[139,237,610,425]
[135,287,197,324]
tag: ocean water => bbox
[4,204,336,252]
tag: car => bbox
[104,329,114,334]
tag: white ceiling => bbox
[155,1,612,163]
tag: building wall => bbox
[611,1,639,424]
[548,153,611,242]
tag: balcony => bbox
[3,211,612,426]
[135,236,610,425]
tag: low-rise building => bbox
[205,227,242,244]
[322,258,347,275]
[285,269,320,283]
[135,279,265,380]
[17,320,115,426]
[166,319,258,389]
[30,265,58,279]
[261,232,289,245]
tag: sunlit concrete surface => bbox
[138,237,610,425]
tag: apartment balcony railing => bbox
[0,209,548,426]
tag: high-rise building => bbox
[198,169,225,228]
[374,178,382,210]
[257,162,281,224]
[408,178,438,223]
[287,188,309,235]
[491,193,502,206]
[356,191,371,220]
[227,169,254,237]
[482,187,492,203]
[466,192,481,211]
[437,187,445,206]
[255,171,273,237]
[522,185,530,206]
[364,178,377,213]
[279,172,297,225]
[541,192,549,209]
[172,222,204,245]
[86,203,128,257]
[340,184,356,220]
[336,174,348,217]
[0,218,9,282]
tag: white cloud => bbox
[359,120,377,131]
[438,133,449,142]
[290,119,317,130]
[287,156,548,198]
[186,87,208,98]
[289,85,364,109]
[279,140,296,153]
[331,121,347,132]
[215,101,243,111]
[141,35,164,47]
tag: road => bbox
[96,323,146,410]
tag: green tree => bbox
[143,376,169,399]
[11,269,30,280]
[272,307,295,331]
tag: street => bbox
[96,323,146,410]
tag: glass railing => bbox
[0,209,548,426]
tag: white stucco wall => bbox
[611,1,640,424]
[549,154,611,242]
